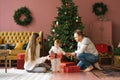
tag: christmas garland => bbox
[13,7,32,26]
[92,2,108,16]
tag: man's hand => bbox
[71,52,76,56]
[70,52,77,58]
[65,53,71,57]
[65,52,76,57]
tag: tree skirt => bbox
[0,68,52,80]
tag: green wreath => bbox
[92,2,108,16]
[13,7,32,26]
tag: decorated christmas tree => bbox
[46,0,84,61]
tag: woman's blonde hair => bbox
[25,33,39,62]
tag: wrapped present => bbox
[17,60,24,69]
[50,53,62,59]
[95,44,108,53]
[17,53,25,69]
[65,66,80,73]
[17,53,25,60]
[60,62,75,68]
[60,62,76,72]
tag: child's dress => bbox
[49,46,65,72]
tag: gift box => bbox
[65,66,80,73]
[17,53,25,60]
[60,62,76,72]
[17,60,24,69]
[60,62,75,68]
[95,44,108,53]
[17,53,25,69]
[50,53,62,59]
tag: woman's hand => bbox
[46,55,50,60]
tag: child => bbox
[49,39,66,72]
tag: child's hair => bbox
[54,39,60,44]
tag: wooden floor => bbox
[50,71,120,80]
[0,67,120,80]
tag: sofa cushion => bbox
[0,45,4,49]
[14,43,24,50]
[6,44,15,50]
[22,43,28,50]
[0,44,6,49]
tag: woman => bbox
[24,33,50,73]
[71,29,102,72]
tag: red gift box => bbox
[17,60,24,69]
[65,66,80,73]
[50,53,62,59]
[95,44,108,53]
[17,53,25,69]
[17,53,25,60]
[60,62,76,72]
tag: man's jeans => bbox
[76,53,99,70]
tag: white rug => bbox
[0,68,52,80]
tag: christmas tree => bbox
[46,0,84,61]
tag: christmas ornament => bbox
[56,21,59,26]
[76,19,78,22]
[70,46,73,49]
[76,16,79,22]
[52,29,55,32]
[66,2,69,7]
[57,34,59,37]
[64,12,67,14]
[53,38,56,41]
[48,38,50,41]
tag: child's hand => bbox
[49,53,55,60]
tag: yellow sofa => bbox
[0,32,43,67]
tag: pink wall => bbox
[0,0,120,46]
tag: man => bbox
[71,29,102,72]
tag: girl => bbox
[49,39,66,72]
